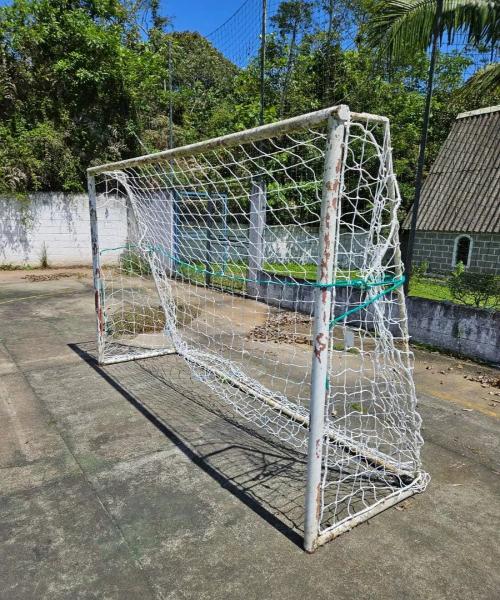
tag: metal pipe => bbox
[88,106,345,174]
[178,348,414,479]
[247,179,266,298]
[404,0,443,294]
[100,347,176,366]
[315,474,426,547]
[88,106,388,175]
[259,0,267,126]
[88,174,105,364]
[304,110,347,553]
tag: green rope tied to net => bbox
[328,277,404,329]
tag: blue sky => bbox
[162,1,245,35]
[0,1,243,36]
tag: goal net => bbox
[88,105,428,551]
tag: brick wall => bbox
[412,230,500,274]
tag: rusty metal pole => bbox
[304,107,348,553]
[88,174,105,364]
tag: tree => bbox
[271,0,314,116]
[366,0,499,94]
[0,0,138,192]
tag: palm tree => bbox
[367,0,499,94]
[366,1,498,292]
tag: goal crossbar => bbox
[87,105,386,175]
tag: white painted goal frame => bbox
[88,105,428,552]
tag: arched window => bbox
[453,235,472,268]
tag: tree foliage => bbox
[366,0,500,95]
[448,263,500,308]
[367,0,499,59]
[0,0,498,206]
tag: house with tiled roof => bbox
[403,106,500,274]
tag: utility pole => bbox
[404,0,443,295]
[168,34,174,150]
[259,0,267,126]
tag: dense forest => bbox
[0,0,498,214]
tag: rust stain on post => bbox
[316,483,322,521]
[304,113,348,552]
[326,180,339,193]
[94,290,104,334]
[314,333,327,362]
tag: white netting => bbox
[90,107,428,546]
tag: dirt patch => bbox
[462,372,500,389]
[23,272,85,282]
[109,302,200,337]
[247,310,312,345]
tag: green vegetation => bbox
[409,276,453,302]
[123,253,498,311]
[409,271,500,309]
[175,260,361,287]
[39,242,49,269]
[447,263,500,309]
[263,263,355,282]
[177,261,248,292]
[0,0,497,207]
[120,248,152,277]
[367,1,499,97]
[263,262,318,280]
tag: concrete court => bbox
[0,270,499,600]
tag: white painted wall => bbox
[0,192,369,269]
[0,193,127,266]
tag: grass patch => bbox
[409,277,453,302]
[177,261,248,292]
[263,262,318,281]
[178,260,360,285]
[263,262,359,282]
[409,276,498,309]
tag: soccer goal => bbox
[88,105,428,552]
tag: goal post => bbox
[88,105,429,551]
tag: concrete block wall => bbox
[0,193,128,266]
[177,225,369,269]
[255,273,499,365]
[406,297,499,365]
[412,231,500,275]
[469,233,500,274]
[0,193,371,269]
